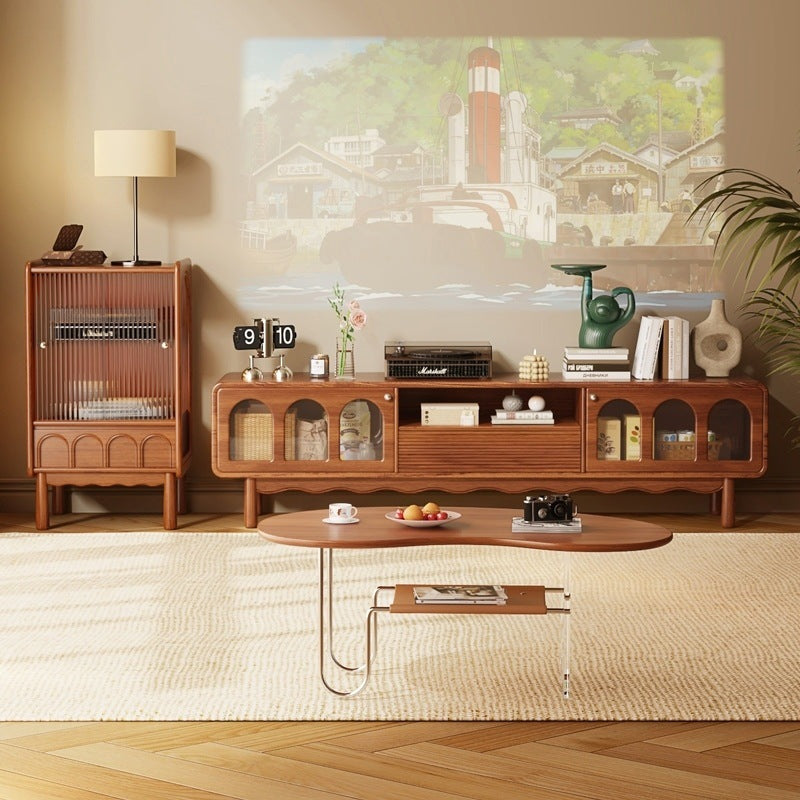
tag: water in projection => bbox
[239,37,724,311]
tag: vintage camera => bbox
[524,493,575,523]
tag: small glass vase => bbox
[334,345,355,380]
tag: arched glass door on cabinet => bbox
[230,399,274,462]
[339,399,384,461]
[709,399,752,461]
[653,399,697,461]
[595,399,642,462]
[285,399,328,461]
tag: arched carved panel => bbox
[73,434,104,468]
[141,434,174,468]
[37,434,70,468]
[107,434,140,469]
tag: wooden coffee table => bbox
[258,507,672,698]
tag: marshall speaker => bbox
[384,341,492,379]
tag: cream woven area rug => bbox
[1,530,797,721]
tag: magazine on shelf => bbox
[492,409,553,419]
[413,585,508,604]
[490,416,554,425]
[511,516,583,533]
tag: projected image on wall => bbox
[240,37,724,309]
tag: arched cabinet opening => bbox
[286,399,328,461]
[339,399,384,461]
[596,399,641,462]
[654,399,697,461]
[709,399,752,461]
[230,399,273,462]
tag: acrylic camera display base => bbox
[258,506,673,698]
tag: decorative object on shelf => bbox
[501,392,523,411]
[551,264,635,348]
[693,299,742,377]
[518,353,549,381]
[328,282,366,379]
[41,225,106,266]
[309,353,329,380]
[94,129,176,266]
[528,395,546,412]
[272,353,293,382]
[241,354,264,383]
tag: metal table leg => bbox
[317,547,391,698]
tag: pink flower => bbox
[349,308,367,330]
[349,299,361,311]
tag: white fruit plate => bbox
[385,510,461,528]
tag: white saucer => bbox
[322,516,360,525]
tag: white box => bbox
[421,402,479,426]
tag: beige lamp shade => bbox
[94,129,176,177]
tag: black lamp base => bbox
[112,259,162,266]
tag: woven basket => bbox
[655,440,722,461]
[231,409,274,461]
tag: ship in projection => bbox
[320,44,559,290]
[320,42,718,294]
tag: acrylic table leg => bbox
[720,478,735,528]
[561,552,571,698]
[35,473,50,531]
[163,473,177,530]
[244,478,259,529]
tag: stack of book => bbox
[511,516,583,533]
[413,585,508,605]
[561,347,631,381]
[490,408,554,425]
[660,316,691,379]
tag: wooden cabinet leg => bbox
[710,490,721,515]
[52,485,69,515]
[176,477,187,515]
[163,473,177,530]
[244,478,259,529]
[35,473,49,531]
[720,478,735,528]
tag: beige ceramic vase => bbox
[693,298,742,377]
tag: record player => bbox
[384,341,492,379]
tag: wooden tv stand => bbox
[211,373,767,528]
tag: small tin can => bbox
[309,353,329,380]
[677,429,695,442]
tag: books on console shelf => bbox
[493,409,553,419]
[490,416,554,425]
[631,316,665,380]
[561,369,631,381]
[511,517,583,533]
[413,585,508,604]
[660,316,691,379]
[563,346,629,362]
[562,359,631,372]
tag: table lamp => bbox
[94,129,176,265]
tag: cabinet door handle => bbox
[589,393,598,402]
[383,393,394,402]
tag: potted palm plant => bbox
[690,163,800,446]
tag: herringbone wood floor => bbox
[1,510,799,799]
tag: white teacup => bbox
[328,502,358,521]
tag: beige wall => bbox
[2,0,799,513]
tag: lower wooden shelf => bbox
[390,584,550,614]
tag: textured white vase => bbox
[693,299,742,377]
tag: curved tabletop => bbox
[257,506,672,553]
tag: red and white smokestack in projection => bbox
[468,45,501,183]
